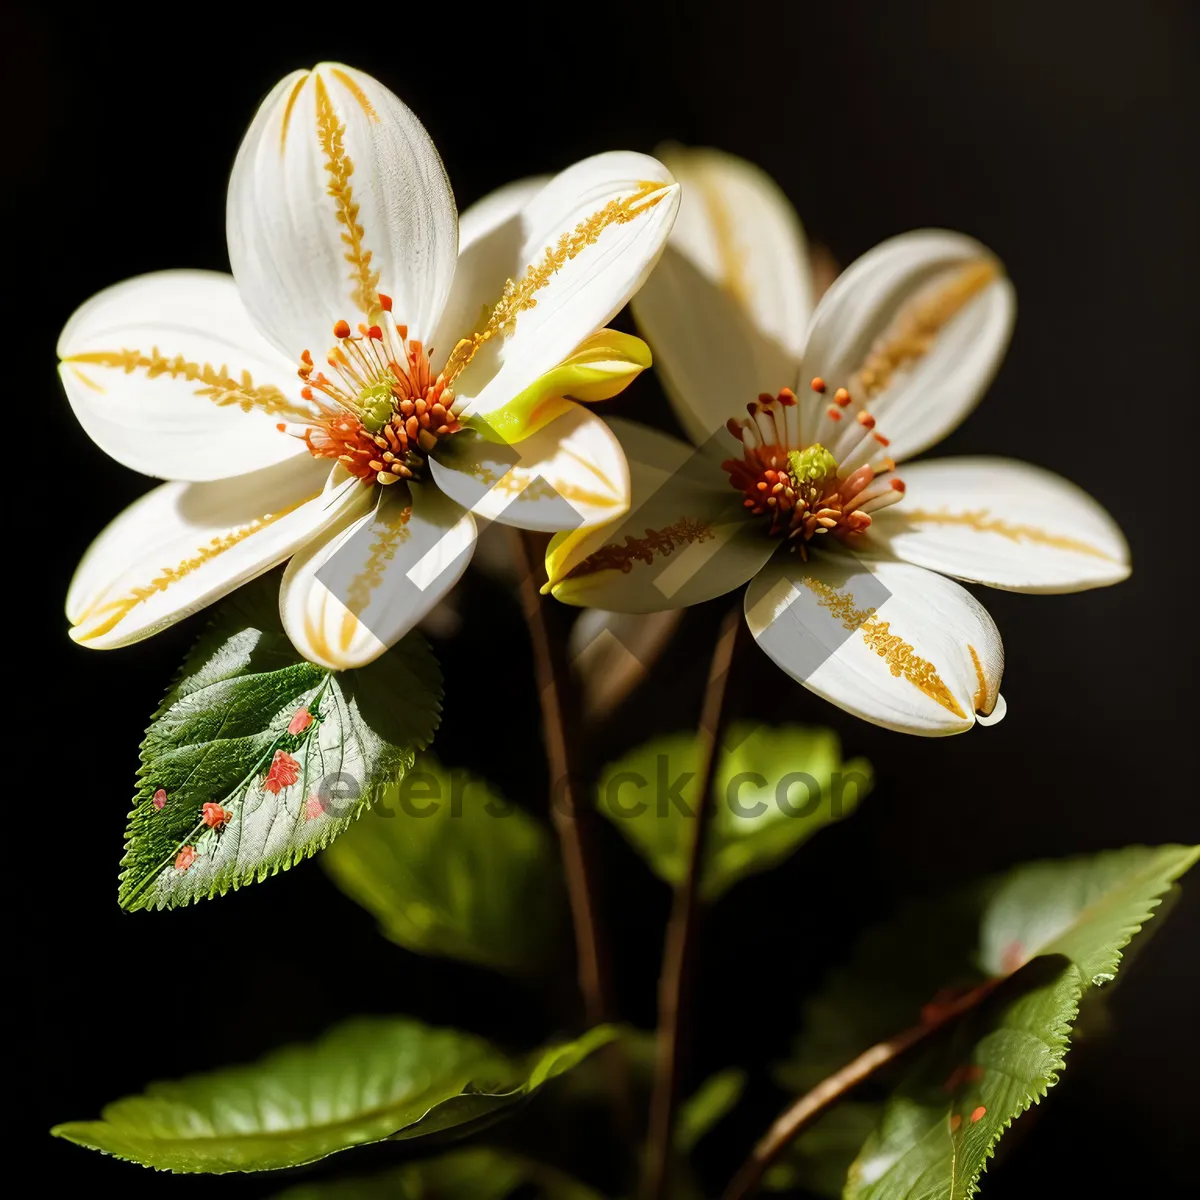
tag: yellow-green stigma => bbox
[358,381,395,434]
[786,444,838,489]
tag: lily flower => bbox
[545,148,1129,736]
[61,63,679,669]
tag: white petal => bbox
[59,270,310,481]
[227,65,457,361]
[632,146,809,445]
[69,459,365,648]
[431,176,550,362]
[745,551,1005,736]
[280,482,476,670]
[546,418,775,612]
[450,152,679,415]
[869,457,1130,593]
[428,402,629,531]
[799,230,1015,463]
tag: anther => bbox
[810,377,826,393]
[834,387,852,407]
[333,319,351,340]
[378,293,393,312]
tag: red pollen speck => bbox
[378,293,393,312]
[950,1114,963,1132]
[287,707,313,736]
[264,750,301,794]
[970,1106,987,1124]
[175,845,197,872]
[276,422,286,432]
[873,432,890,446]
[826,406,842,421]
[333,319,351,340]
[201,802,231,829]
[304,794,325,821]
[890,478,907,492]
[810,377,826,393]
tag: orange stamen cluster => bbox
[721,385,906,559]
[287,295,463,486]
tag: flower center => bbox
[281,294,463,486]
[721,382,906,558]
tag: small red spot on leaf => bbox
[970,1106,987,1124]
[175,846,197,872]
[287,707,313,736]
[152,788,167,810]
[264,750,301,794]
[304,794,325,821]
[1001,940,1026,973]
[201,802,231,829]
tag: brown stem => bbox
[642,606,746,1200]
[513,529,612,1028]
[720,977,1002,1200]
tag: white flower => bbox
[61,63,680,669]
[544,147,1129,736]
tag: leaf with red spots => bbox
[118,572,442,911]
[771,844,1199,1198]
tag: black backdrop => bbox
[16,1,1199,1195]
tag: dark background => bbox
[15,0,1198,1195]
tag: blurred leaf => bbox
[268,1146,608,1200]
[597,722,871,900]
[52,1020,615,1174]
[774,845,1198,1198]
[120,576,441,911]
[271,1148,524,1200]
[323,757,563,973]
[676,1068,747,1154]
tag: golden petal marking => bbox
[691,159,751,307]
[329,68,379,122]
[566,518,715,578]
[443,180,672,384]
[857,259,999,400]
[315,74,380,318]
[340,506,413,649]
[74,495,317,641]
[279,73,310,153]
[63,348,312,420]
[968,644,989,714]
[902,507,1117,561]
[803,576,967,719]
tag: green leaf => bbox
[597,722,872,900]
[775,845,1198,1199]
[977,843,1200,985]
[676,1068,747,1154]
[119,576,442,911]
[846,960,1081,1200]
[51,1019,615,1174]
[322,757,564,973]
